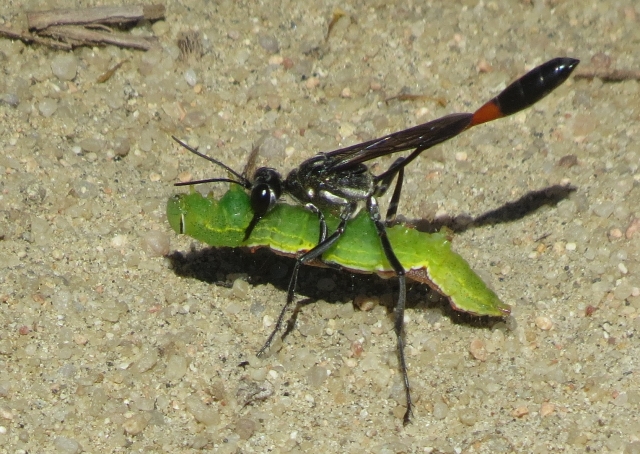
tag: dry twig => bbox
[385,93,447,107]
[27,5,165,30]
[0,4,164,51]
[97,59,129,83]
[573,67,640,82]
[41,25,157,50]
[0,24,72,49]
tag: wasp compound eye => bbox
[250,183,277,218]
[243,183,280,241]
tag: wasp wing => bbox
[324,113,473,173]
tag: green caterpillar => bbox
[167,185,510,317]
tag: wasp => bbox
[174,57,579,424]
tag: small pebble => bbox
[258,34,279,53]
[626,218,640,239]
[122,413,150,435]
[113,137,131,157]
[184,68,197,86]
[282,57,294,69]
[338,122,355,139]
[469,338,487,361]
[263,315,274,329]
[79,138,105,153]
[592,201,614,218]
[476,58,492,72]
[458,409,477,426]
[540,402,555,417]
[185,396,219,426]
[432,401,449,420]
[235,418,257,440]
[51,54,78,81]
[38,98,58,117]
[571,112,598,137]
[353,294,379,311]
[231,279,249,299]
[261,136,285,159]
[609,228,623,239]
[1,93,19,107]
[535,316,553,331]
[177,171,193,183]
[73,334,88,345]
[111,235,127,248]
[590,52,612,68]
[344,358,357,368]
[183,110,207,128]
[307,365,328,387]
[512,406,529,418]
[0,407,14,420]
[223,301,242,315]
[100,307,121,323]
[350,340,364,357]
[54,436,81,453]
[557,154,578,167]
[135,349,159,373]
[618,263,628,274]
[612,391,628,407]
[305,77,320,89]
[455,151,468,161]
[165,354,188,381]
[141,230,170,257]
[415,107,430,118]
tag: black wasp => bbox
[174,57,579,424]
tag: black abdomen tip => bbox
[497,57,580,116]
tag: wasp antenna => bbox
[172,136,252,188]
[174,178,248,188]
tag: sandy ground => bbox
[1,1,639,452]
